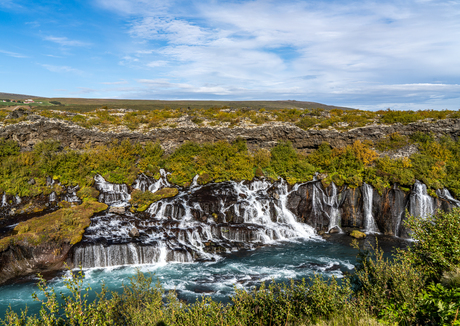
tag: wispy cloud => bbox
[41,64,83,75]
[101,80,129,85]
[0,49,28,58]
[95,0,173,15]
[44,36,90,47]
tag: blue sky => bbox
[0,0,459,110]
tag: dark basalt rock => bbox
[1,116,460,153]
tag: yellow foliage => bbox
[402,157,412,168]
[351,140,378,166]
[425,142,452,162]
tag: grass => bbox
[0,201,108,252]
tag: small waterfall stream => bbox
[95,174,131,206]
[362,183,379,233]
[409,180,435,219]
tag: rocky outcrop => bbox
[1,117,460,153]
[0,242,72,284]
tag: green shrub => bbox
[0,138,20,157]
[404,207,460,280]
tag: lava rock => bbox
[329,227,341,234]
[128,227,140,238]
[6,108,29,119]
[108,206,125,214]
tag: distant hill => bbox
[1,92,354,111]
[32,98,354,111]
[0,92,37,100]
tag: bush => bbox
[404,207,460,280]
[0,138,20,157]
[351,242,426,324]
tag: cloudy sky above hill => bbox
[0,0,459,110]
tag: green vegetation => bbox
[1,130,460,199]
[130,188,179,212]
[0,201,108,252]
[2,101,459,132]
[3,208,460,325]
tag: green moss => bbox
[130,188,179,212]
[77,186,100,202]
[0,201,107,252]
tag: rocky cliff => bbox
[1,116,460,153]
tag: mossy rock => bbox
[130,188,179,212]
[0,201,108,252]
[350,230,366,239]
[77,186,100,201]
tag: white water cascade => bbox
[311,182,342,233]
[409,180,435,219]
[436,188,460,207]
[1,194,7,207]
[49,192,57,202]
[362,183,379,233]
[74,174,317,269]
[94,174,131,206]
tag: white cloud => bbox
[0,49,28,58]
[44,36,90,47]
[146,60,168,67]
[99,0,460,108]
[41,64,83,75]
[101,80,129,85]
[95,0,172,15]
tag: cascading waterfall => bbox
[74,174,317,269]
[94,174,131,206]
[1,194,7,207]
[64,186,81,203]
[436,188,460,207]
[362,183,379,233]
[313,182,342,233]
[409,180,435,219]
[49,192,57,202]
[132,169,172,193]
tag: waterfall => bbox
[63,186,81,203]
[362,183,379,233]
[75,177,317,269]
[1,194,7,207]
[94,174,131,206]
[73,243,193,268]
[409,180,435,219]
[132,169,172,193]
[49,192,57,202]
[436,188,460,207]
[313,182,342,233]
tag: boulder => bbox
[129,227,140,238]
[109,206,125,214]
[350,230,366,239]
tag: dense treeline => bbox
[2,209,460,325]
[1,131,460,199]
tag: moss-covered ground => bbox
[0,201,107,252]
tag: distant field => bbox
[0,101,53,107]
[30,98,354,112]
